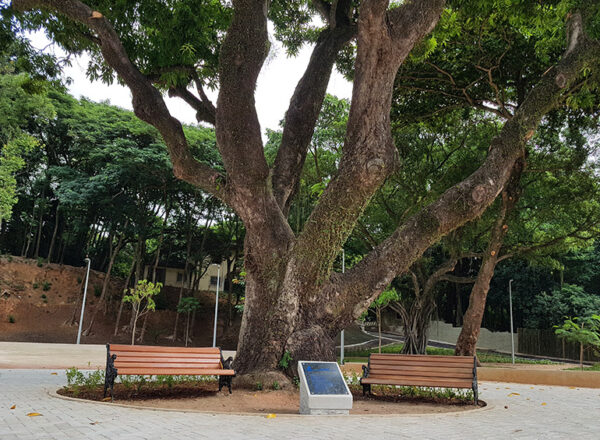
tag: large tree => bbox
[11,0,600,381]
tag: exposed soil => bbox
[57,382,482,415]
[0,256,240,348]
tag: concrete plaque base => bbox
[298,361,353,415]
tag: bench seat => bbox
[360,354,478,404]
[104,343,235,399]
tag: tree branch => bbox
[13,0,228,200]
[329,12,599,321]
[292,0,446,294]
[272,14,356,213]
[215,0,271,198]
[168,86,216,126]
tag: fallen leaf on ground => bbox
[101,397,112,402]
[569,387,576,389]
[266,413,276,419]
[50,372,57,375]
[26,412,42,417]
[90,421,99,425]
[541,402,547,406]
[10,405,15,409]
[508,393,520,397]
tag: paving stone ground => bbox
[1,369,599,439]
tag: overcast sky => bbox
[28,29,353,136]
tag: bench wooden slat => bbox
[112,351,222,359]
[369,365,472,374]
[369,368,473,379]
[114,356,222,363]
[370,354,471,362]
[362,377,472,388]
[115,362,222,369]
[110,344,221,354]
[116,368,235,376]
[369,360,473,369]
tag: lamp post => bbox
[509,279,515,364]
[340,250,345,365]
[76,257,91,344]
[212,263,221,348]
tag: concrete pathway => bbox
[1,369,599,439]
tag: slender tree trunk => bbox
[131,306,139,345]
[33,184,47,260]
[185,311,190,347]
[377,306,382,353]
[455,161,524,356]
[83,225,127,336]
[47,204,60,263]
[114,256,137,336]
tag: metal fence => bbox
[518,328,600,362]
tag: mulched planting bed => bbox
[57,382,484,414]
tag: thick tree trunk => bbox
[455,161,524,356]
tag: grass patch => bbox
[565,363,600,371]
[341,344,554,364]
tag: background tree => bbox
[122,280,160,345]
[554,315,600,369]
[9,0,600,381]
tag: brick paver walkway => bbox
[1,369,599,439]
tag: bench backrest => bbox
[367,354,476,389]
[109,344,224,375]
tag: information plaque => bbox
[298,361,352,415]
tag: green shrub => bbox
[8,315,15,323]
[255,381,263,391]
[32,282,39,289]
[278,351,293,370]
[76,276,82,284]
[93,285,102,297]
[272,381,280,390]
[42,281,51,291]
[41,294,47,299]
[7,255,13,262]
[36,257,44,267]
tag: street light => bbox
[212,263,221,348]
[509,279,515,364]
[340,250,345,365]
[76,257,91,345]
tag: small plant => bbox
[41,294,47,299]
[76,276,82,284]
[555,315,600,370]
[8,315,15,323]
[272,380,280,390]
[255,381,263,391]
[93,285,102,297]
[42,281,51,291]
[7,255,13,262]
[32,282,39,289]
[292,376,300,388]
[278,350,293,370]
[123,280,161,345]
[36,257,44,267]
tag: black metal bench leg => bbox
[362,383,371,396]
[227,376,232,394]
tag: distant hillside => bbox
[0,256,240,348]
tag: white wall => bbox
[428,320,517,353]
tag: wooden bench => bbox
[360,354,478,404]
[103,343,235,400]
